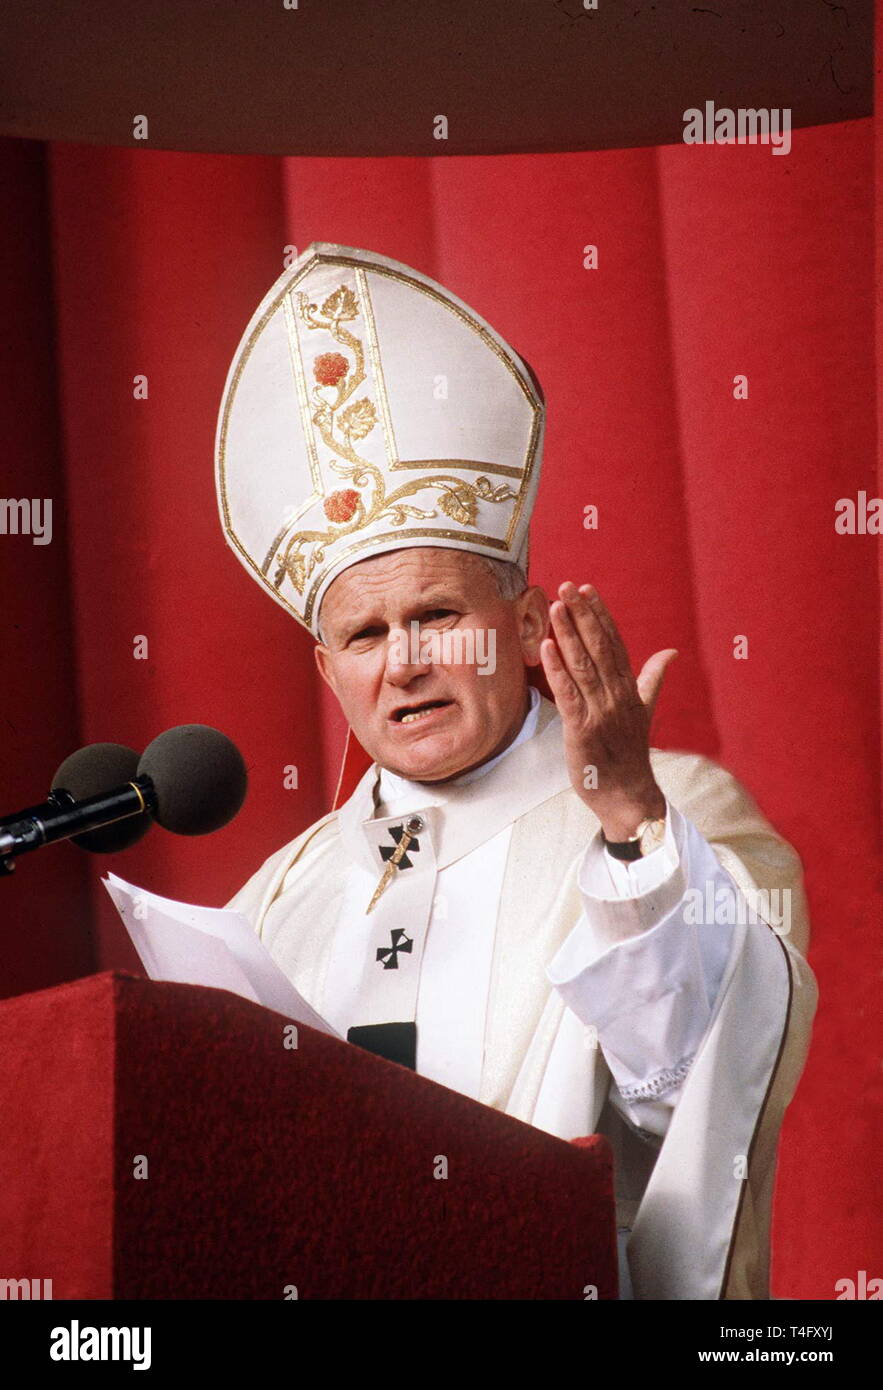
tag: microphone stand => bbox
[0,790,74,877]
[0,782,156,876]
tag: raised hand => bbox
[540,582,677,841]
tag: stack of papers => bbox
[102,872,341,1039]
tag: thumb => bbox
[636,648,679,715]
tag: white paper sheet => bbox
[102,871,341,1039]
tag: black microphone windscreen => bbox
[51,742,150,852]
[137,725,247,835]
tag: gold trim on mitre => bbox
[215,243,544,636]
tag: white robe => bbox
[227,695,817,1299]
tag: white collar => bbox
[337,693,571,875]
[378,685,542,809]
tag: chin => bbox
[384,737,472,782]
[391,751,459,782]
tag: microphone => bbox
[0,725,247,868]
[52,742,149,852]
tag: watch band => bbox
[601,831,645,862]
[602,815,667,862]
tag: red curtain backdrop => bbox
[0,117,879,1298]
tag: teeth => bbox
[400,706,443,724]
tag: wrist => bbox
[596,785,666,843]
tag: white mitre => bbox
[215,243,545,637]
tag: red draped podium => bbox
[0,972,617,1300]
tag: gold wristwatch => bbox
[602,815,667,862]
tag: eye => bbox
[420,608,458,625]
[347,625,386,645]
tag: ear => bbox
[516,586,550,667]
[314,641,339,696]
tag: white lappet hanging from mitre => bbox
[215,242,545,636]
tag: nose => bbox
[385,623,432,686]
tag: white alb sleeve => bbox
[546,801,737,1137]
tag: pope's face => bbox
[314,548,549,782]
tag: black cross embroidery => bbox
[379,824,420,869]
[376,927,413,970]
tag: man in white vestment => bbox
[215,243,817,1300]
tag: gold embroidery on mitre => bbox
[270,281,517,599]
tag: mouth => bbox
[389,699,454,727]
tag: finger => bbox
[550,598,604,698]
[577,585,633,681]
[558,583,622,691]
[636,648,679,715]
[540,635,585,713]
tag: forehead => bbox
[319,547,495,628]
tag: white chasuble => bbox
[227,695,817,1300]
[322,686,543,1096]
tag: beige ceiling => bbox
[0,0,871,156]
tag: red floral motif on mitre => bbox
[324,489,360,523]
[313,352,349,386]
